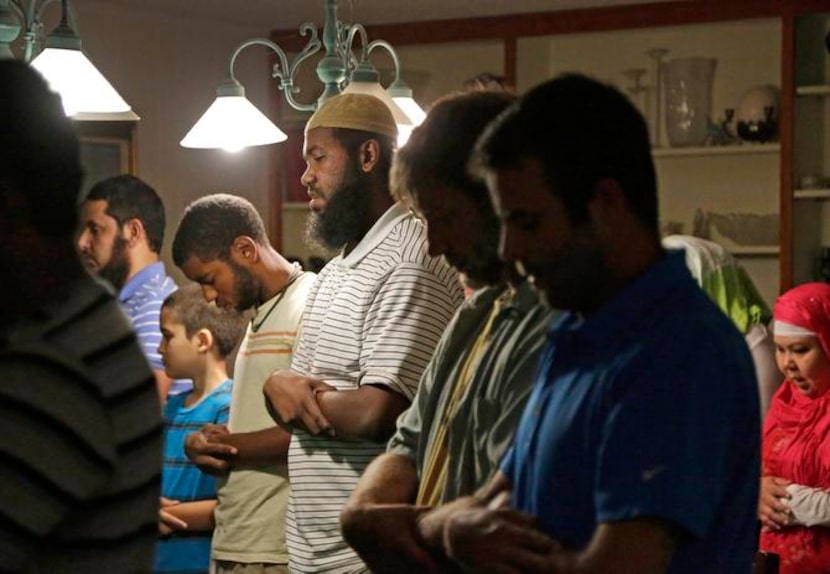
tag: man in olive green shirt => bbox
[340,90,557,573]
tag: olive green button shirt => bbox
[387,280,557,502]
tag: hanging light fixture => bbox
[181,0,426,151]
[0,0,136,119]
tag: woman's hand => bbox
[759,476,793,530]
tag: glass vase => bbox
[662,57,717,147]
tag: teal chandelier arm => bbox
[367,39,407,92]
[0,0,79,61]
[226,36,317,113]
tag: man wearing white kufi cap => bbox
[264,93,464,573]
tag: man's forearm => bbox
[418,471,512,555]
[348,453,419,507]
[318,386,410,443]
[341,454,440,574]
[214,426,291,467]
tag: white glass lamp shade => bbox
[30,47,131,116]
[341,80,414,129]
[181,92,287,152]
[391,94,426,126]
[396,124,414,147]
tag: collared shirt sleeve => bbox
[358,262,463,401]
[386,386,426,462]
[500,444,517,480]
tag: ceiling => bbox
[94,0,661,29]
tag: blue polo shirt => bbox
[501,251,760,573]
[119,261,190,396]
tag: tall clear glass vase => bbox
[662,57,717,147]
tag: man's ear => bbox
[588,178,627,237]
[123,218,146,248]
[230,236,259,264]
[358,139,381,174]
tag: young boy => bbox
[155,284,247,574]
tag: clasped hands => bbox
[158,497,187,537]
[184,423,237,476]
[439,492,563,574]
[759,475,793,531]
[263,369,337,436]
[346,492,563,574]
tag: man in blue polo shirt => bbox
[78,175,187,400]
[413,74,761,574]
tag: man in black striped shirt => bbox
[0,61,162,573]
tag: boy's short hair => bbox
[162,284,247,358]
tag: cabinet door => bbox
[791,11,830,287]
[75,120,137,195]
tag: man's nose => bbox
[499,228,525,267]
[301,165,314,188]
[77,229,91,251]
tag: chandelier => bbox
[0,0,135,119]
[180,0,425,152]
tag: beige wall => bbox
[72,0,280,283]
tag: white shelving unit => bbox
[796,85,830,96]
[652,143,780,158]
[794,188,830,200]
[728,245,780,256]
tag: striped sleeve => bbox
[0,349,114,568]
[130,297,165,371]
[360,262,462,400]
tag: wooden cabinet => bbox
[790,10,830,288]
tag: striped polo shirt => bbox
[286,203,464,573]
[1,275,163,572]
[119,261,190,395]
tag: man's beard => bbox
[99,236,130,291]
[304,164,373,254]
[459,209,505,287]
[229,260,261,312]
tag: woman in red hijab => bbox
[759,282,830,573]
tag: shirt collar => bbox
[549,250,690,346]
[340,202,411,268]
[119,261,167,302]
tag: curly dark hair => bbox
[172,193,268,266]
[472,73,658,233]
